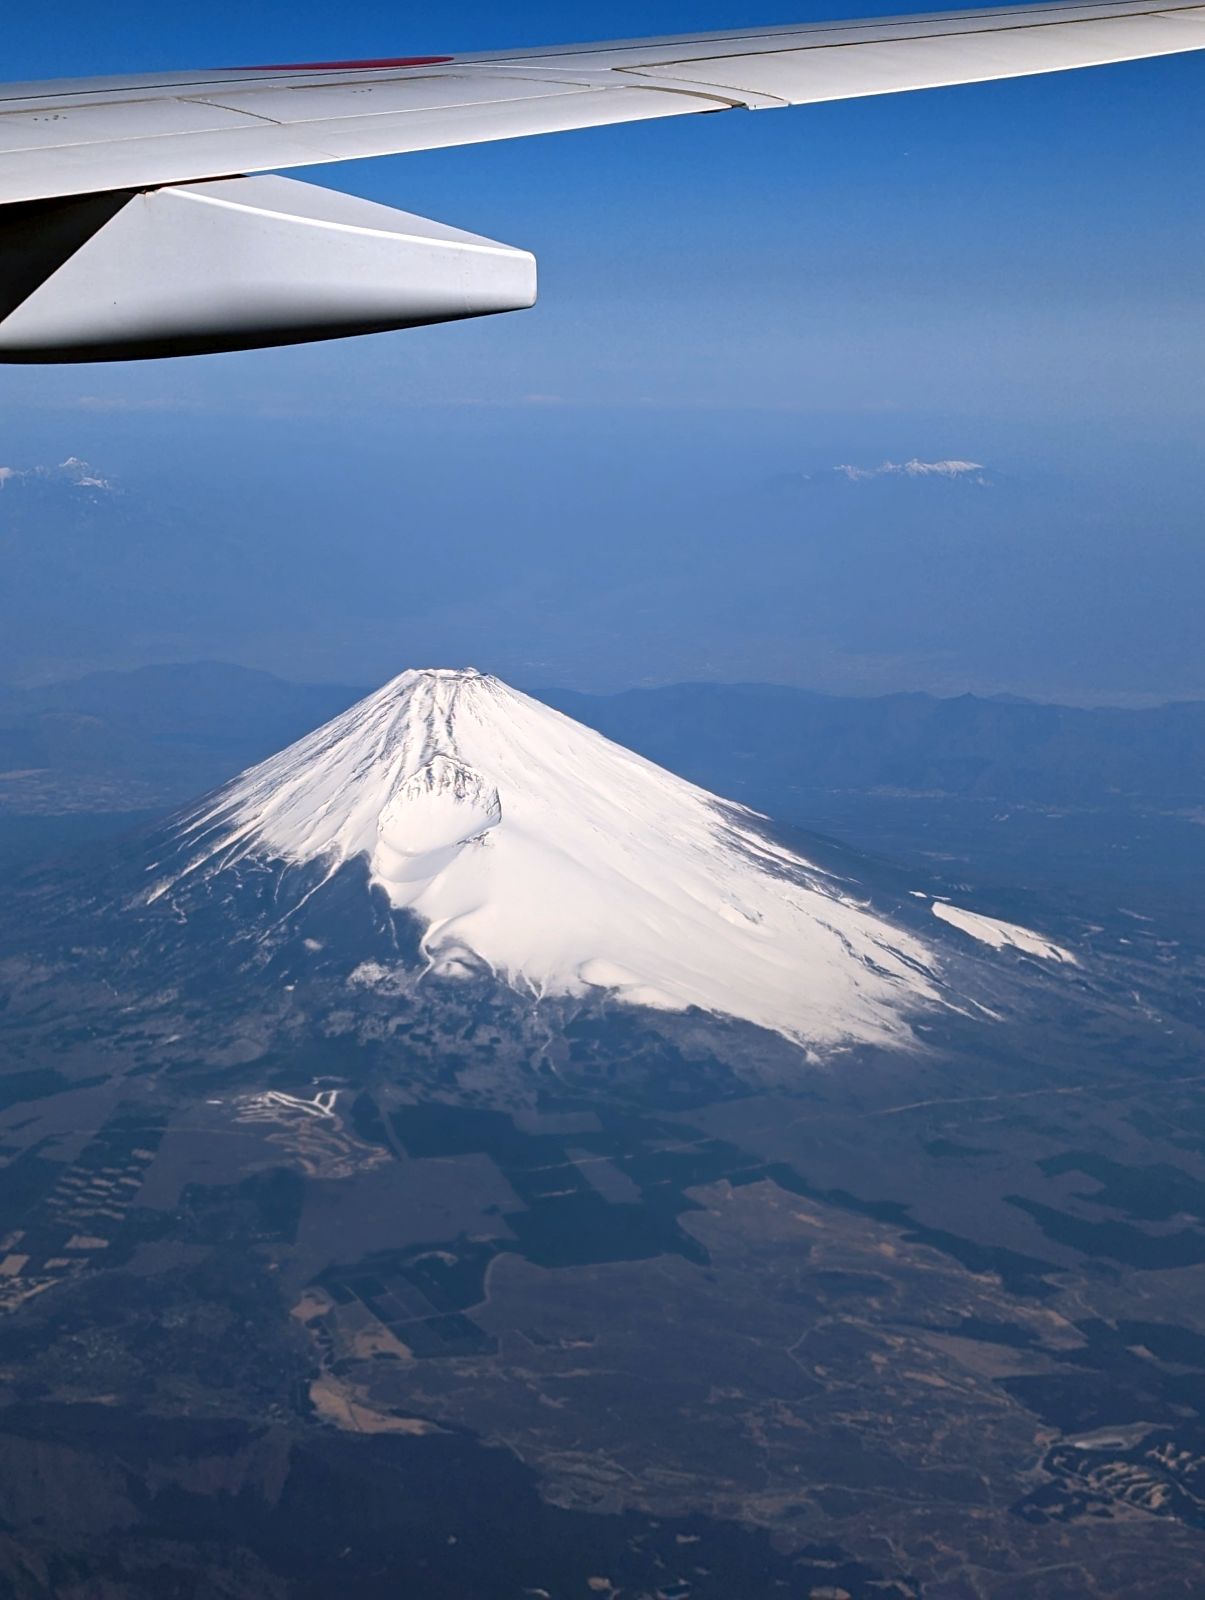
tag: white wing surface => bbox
[2,1,1203,204]
[1,1,1201,361]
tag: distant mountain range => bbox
[786,458,999,488]
[541,683,1205,904]
[543,682,1205,810]
[2,661,1199,812]
[0,457,119,499]
[0,663,359,813]
[0,663,1201,898]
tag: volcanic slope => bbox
[158,667,955,1052]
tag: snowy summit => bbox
[167,668,945,1053]
[829,458,992,484]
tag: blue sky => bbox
[1,2,1203,700]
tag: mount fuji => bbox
[127,667,1071,1059]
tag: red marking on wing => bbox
[232,55,455,72]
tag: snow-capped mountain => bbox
[839,458,989,482]
[817,458,995,486]
[765,457,1002,501]
[0,457,118,497]
[155,668,953,1053]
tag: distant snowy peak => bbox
[0,458,117,494]
[810,458,995,487]
[162,667,951,1054]
[59,457,116,491]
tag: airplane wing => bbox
[2,0,1202,361]
[4,0,1205,204]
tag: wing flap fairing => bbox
[0,176,537,361]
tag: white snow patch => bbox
[178,668,946,1051]
[348,962,391,988]
[932,902,1077,965]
